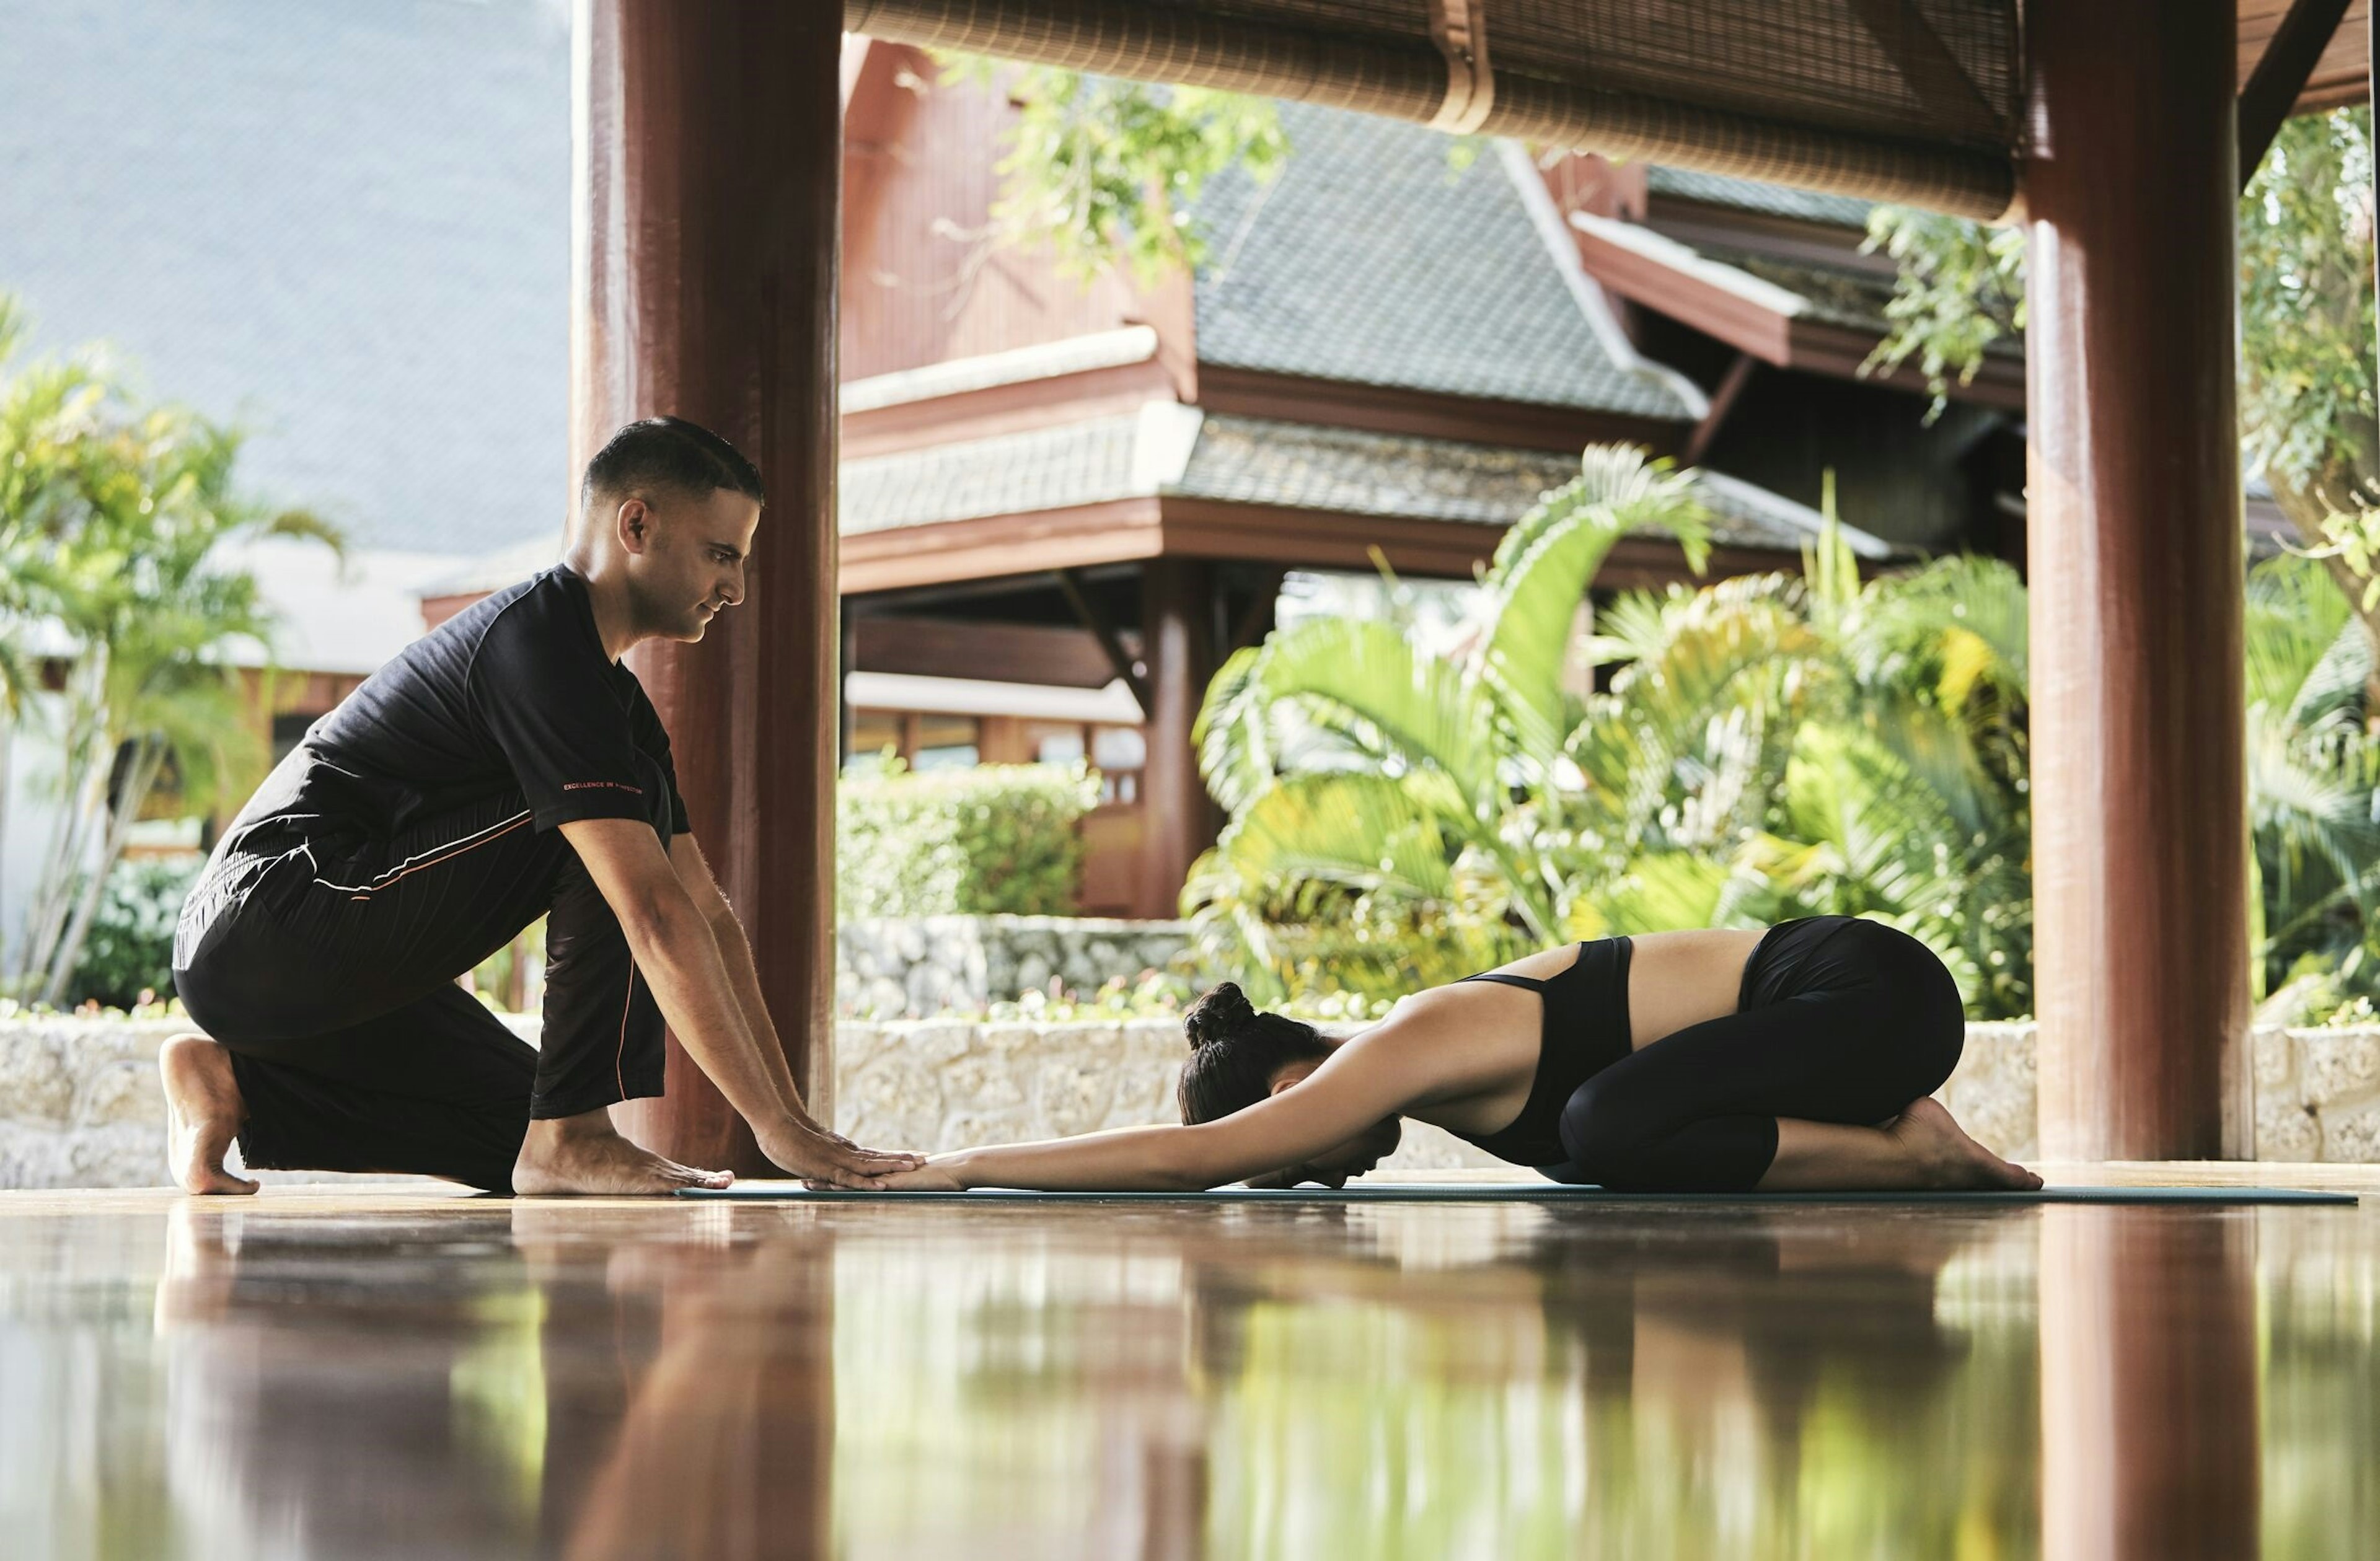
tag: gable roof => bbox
[1187,103,1698,423]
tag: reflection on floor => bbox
[0,1167,2372,1560]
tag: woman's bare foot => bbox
[1887,1097,2044,1190]
[159,1034,258,1195]
[511,1109,733,1196]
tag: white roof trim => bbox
[1567,209,1814,321]
[845,671,1145,724]
[1494,141,1709,422]
[1694,470,1896,560]
[1133,402,1206,492]
[840,325,1161,414]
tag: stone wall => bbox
[7,1012,2379,1187]
[0,1011,539,1190]
[836,915,1193,1019]
[0,1015,183,1189]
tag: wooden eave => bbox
[2241,0,2371,112]
[1567,218,2025,411]
[839,492,1792,596]
[1637,199,1896,279]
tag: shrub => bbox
[69,855,203,1009]
[837,760,1101,920]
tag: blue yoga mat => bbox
[676,1183,2358,1205]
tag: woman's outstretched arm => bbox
[874,1018,1451,1192]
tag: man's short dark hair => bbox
[581,416,766,512]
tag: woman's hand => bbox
[759,1117,923,1189]
[806,1154,969,1192]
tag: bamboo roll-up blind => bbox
[843,0,2021,219]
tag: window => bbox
[1091,724,1145,804]
[1025,721,1088,767]
[912,713,979,772]
[845,710,902,773]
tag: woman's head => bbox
[1176,982,1401,1187]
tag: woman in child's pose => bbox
[879,916,2040,1194]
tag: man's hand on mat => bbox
[811,1158,966,1192]
[759,1119,923,1190]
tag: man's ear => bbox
[615,497,653,554]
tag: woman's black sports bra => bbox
[1442,938,1636,1167]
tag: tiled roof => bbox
[841,417,1145,535]
[1646,167,1875,231]
[834,411,1905,560]
[1189,105,1696,422]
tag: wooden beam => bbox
[837,496,1164,594]
[1226,566,1288,653]
[586,0,843,1171]
[1137,558,1218,918]
[1054,569,1153,716]
[2237,0,2370,112]
[1683,353,1756,465]
[850,616,1119,687]
[2237,0,2355,179]
[2027,0,2250,1160]
[1787,319,2029,409]
[1843,0,2008,144]
[1156,495,1801,585]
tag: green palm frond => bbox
[2246,553,2354,713]
[1480,446,1711,760]
[1240,617,1503,808]
[1571,851,1735,938]
[1217,773,1458,904]
[1195,643,1274,816]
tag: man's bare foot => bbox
[511,1109,733,1196]
[159,1034,258,1195]
[1887,1097,2045,1190]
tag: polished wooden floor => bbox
[0,1167,2373,1560]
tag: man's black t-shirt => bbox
[223,565,689,851]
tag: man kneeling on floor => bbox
[164,416,920,1196]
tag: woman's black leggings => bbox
[1548,917,1966,1192]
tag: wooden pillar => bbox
[1138,558,1218,920]
[2038,1208,2259,1560]
[573,0,841,1172]
[2025,0,2252,1160]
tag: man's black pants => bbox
[172,757,672,1192]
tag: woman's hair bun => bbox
[1184,982,1256,1052]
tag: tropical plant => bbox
[935,56,1288,285]
[0,295,338,1003]
[1186,445,1715,1005]
[837,757,1103,920]
[2242,553,2380,1000]
[1570,511,2035,1015]
[1866,106,2380,695]
[68,853,203,1010]
[1189,445,2037,1013]
[1194,438,2380,1016]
